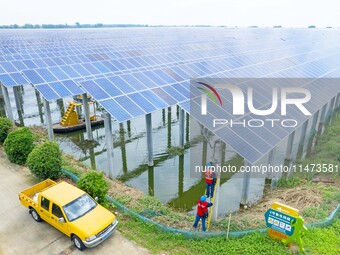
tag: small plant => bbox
[4,127,34,165]
[0,117,13,143]
[77,171,109,205]
[275,177,301,188]
[27,141,62,180]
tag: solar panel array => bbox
[1,28,340,163]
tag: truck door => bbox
[51,203,70,236]
[39,196,52,224]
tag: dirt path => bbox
[0,149,150,255]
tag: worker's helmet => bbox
[200,195,207,202]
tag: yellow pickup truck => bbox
[19,179,118,251]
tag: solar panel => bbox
[1,28,340,164]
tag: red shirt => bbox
[204,171,213,184]
[196,200,209,216]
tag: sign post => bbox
[264,202,299,241]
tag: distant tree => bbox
[34,24,40,29]
[75,22,80,27]
[24,23,33,29]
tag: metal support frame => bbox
[43,98,54,141]
[82,93,93,140]
[104,111,114,178]
[1,83,13,121]
[179,108,185,148]
[146,113,154,166]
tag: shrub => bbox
[27,141,62,180]
[4,127,34,165]
[77,171,109,205]
[0,117,12,143]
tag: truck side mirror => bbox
[58,217,65,223]
[95,197,98,201]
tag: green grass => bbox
[118,214,340,255]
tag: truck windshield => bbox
[63,194,97,222]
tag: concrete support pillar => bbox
[13,86,24,126]
[1,83,13,121]
[212,141,225,222]
[148,165,154,196]
[104,111,114,178]
[35,88,44,124]
[179,108,185,148]
[43,99,54,141]
[178,155,184,197]
[307,110,319,155]
[82,93,93,140]
[146,113,153,166]
[167,107,171,148]
[267,147,277,179]
[119,123,128,174]
[285,131,295,161]
[297,120,309,160]
[240,161,251,207]
[317,103,328,135]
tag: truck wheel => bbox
[72,235,85,251]
[30,208,41,222]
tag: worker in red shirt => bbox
[192,195,213,231]
[205,162,214,198]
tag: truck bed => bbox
[19,179,57,208]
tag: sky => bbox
[0,0,338,27]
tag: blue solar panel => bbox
[60,65,81,78]
[33,59,48,68]
[153,69,177,84]
[132,72,158,88]
[0,74,16,86]
[72,64,91,76]
[120,74,148,90]
[82,63,101,75]
[101,61,119,72]
[100,98,132,122]
[162,85,187,102]
[49,82,72,97]
[152,87,177,105]
[35,84,59,100]
[140,90,168,109]
[22,70,45,84]
[36,68,58,82]
[22,60,38,69]
[144,70,167,86]
[172,82,190,98]
[91,62,110,73]
[10,72,29,85]
[109,60,126,70]
[114,96,145,117]
[80,80,110,100]
[108,76,135,93]
[0,62,17,73]
[49,66,70,80]
[11,61,28,71]
[61,80,84,95]
[94,78,123,97]
[128,93,157,113]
